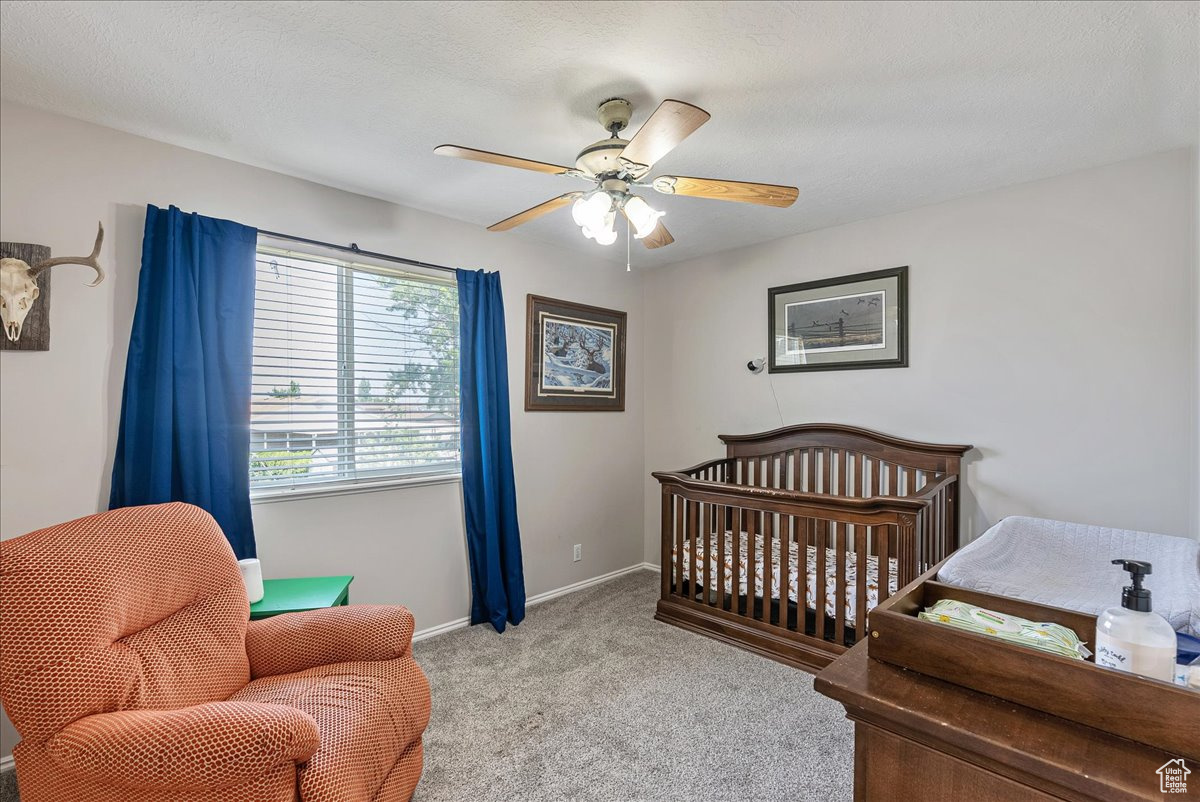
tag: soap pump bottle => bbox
[1094,559,1176,682]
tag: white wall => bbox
[0,102,646,757]
[643,148,1199,565]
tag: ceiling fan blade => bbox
[487,192,582,232]
[617,100,710,175]
[651,175,798,208]
[639,220,675,249]
[434,144,572,175]
[619,205,675,249]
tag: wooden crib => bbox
[652,424,971,672]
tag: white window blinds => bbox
[250,242,460,493]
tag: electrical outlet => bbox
[573,544,582,562]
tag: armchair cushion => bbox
[46,701,320,791]
[246,605,415,679]
[233,655,431,802]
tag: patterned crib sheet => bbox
[675,531,899,627]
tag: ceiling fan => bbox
[434,97,798,250]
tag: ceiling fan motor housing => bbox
[576,137,629,177]
[597,97,632,133]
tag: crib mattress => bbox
[675,531,899,627]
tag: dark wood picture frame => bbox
[525,294,627,412]
[768,265,908,373]
[0,242,52,351]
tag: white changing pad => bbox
[938,516,1200,635]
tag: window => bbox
[249,241,459,494]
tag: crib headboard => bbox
[719,423,971,496]
[721,423,969,473]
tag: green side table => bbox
[249,575,354,620]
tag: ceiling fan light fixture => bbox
[573,191,618,245]
[571,190,612,228]
[584,217,618,245]
[622,195,665,239]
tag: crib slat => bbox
[674,495,685,601]
[932,491,939,563]
[767,454,776,489]
[834,522,847,646]
[781,515,793,629]
[747,508,759,620]
[938,488,946,562]
[887,462,899,496]
[799,518,811,632]
[814,520,828,638]
[764,512,774,624]
[929,501,937,567]
[940,492,946,560]
[903,466,916,497]
[687,500,700,603]
[837,450,848,496]
[855,525,868,643]
[716,504,726,610]
[879,524,892,605]
[870,457,881,497]
[700,497,705,605]
[732,507,743,616]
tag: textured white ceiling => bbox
[1,1,1196,267]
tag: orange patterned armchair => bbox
[0,503,431,802]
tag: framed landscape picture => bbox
[768,266,908,373]
[525,295,627,411]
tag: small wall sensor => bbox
[747,358,766,374]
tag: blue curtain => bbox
[109,205,259,559]
[457,269,526,632]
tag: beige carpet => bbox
[0,569,854,802]
[412,569,853,801]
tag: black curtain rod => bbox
[258,229,458,275]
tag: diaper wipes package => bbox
[918,598,1092,660]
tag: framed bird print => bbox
[768,266,908,373]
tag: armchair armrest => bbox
[246,604,416,679]
[47,702,319,791]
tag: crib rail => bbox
[653,424,971,672]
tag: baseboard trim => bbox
[526,562,653,608]
[412,562,656,643]
[0,754,12,774]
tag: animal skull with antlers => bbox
[0,223,105,342]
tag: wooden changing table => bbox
[814,564,1198,801]
[815,642,1177,801]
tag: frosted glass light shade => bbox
[585,214,618,245]
[572,192,613,230]
[574,192,618,245]
[622,195,665,239]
